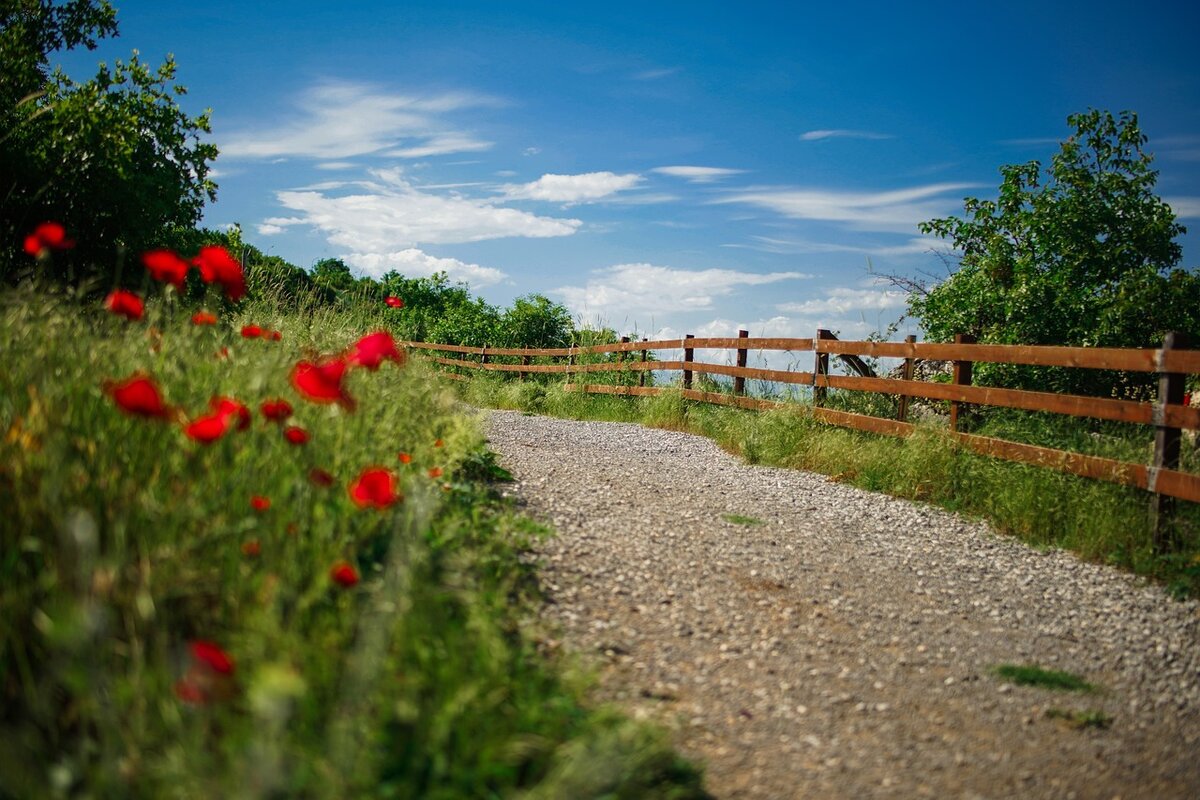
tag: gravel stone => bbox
[486,409,1200,799]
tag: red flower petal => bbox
[268,330,282,341]
[142,250,189,290]
[210,396,251,431]
[385,296,404,308]
[397,452,412,464]
[184,413,230,443]
[241,324,263,338]
[250,495,271,511]
[23,234,41,256]
[348,467,400,509]
[309,467,335,487]
[433,439,444,448]
[346,331,403,371]
[192,245,245,301]
[291,357,354,409]
[241,539,261,557]
[191,310,218,325]
[260,398,293,422]
[106,374,170,418]
[25,222,74,256]
[104,289,144,321]
[330,561,359,588]
[190,641,234,674]
[428,467,443,479]
[174,677,207,705]
[284,425,309,445]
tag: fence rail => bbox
[404,330,1197,552]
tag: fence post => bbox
[480,345,489,367]
[813,329,833,406]
[519,353,530,381]
[949,333,976,432]
[734,329,749,396]
[683,334,695,390]
[1152,331,1189,554]
[639,337,648,387]
[897,334,917,422]
[619,336,630,386]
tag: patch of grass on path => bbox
[722,513,765,526]
[994,664,1096,692]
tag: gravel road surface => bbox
[485,409,1200,800]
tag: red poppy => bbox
[192,310,218,325]
[346,331,404,371]
[104,289,144,321]
[106,373,171,418]
[175,639,236,705]
[348,466,400,509]
[184,412,231,444]
[291,357,354,409]
[192,245,246,301]
[397,452,412,464]
[190,640,234,675]
[385,296,404,308]
[210,396,251,431]
[241,324,264,338]
[309,467,335,487]
[260,398,293,422]
[428,466,443,479]
[268,330,282,341]
[241,539,261,557]
[251,495,271,511]
[284,425,309,445]
[1185,392,1193,407]
[330,561,359,588]
[216,346,230,359]
[23,221,74,256]
[142,250,189,290]
[434,439,444,448]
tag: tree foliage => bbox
[910,109,1200,395]
[1,0,216,284]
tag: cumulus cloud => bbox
[799,129,892,141]
[345,248,507,287]
[221,81,496,160]
[553,263,810,319]
[651,165,746,183]
[715,183,979,233]
[501,171,643,203]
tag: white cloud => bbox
[501,172,643,203]
[553,263,810,320]
[268,171,580,253]
[221,81,496,160]
[729,235,949,257]
[1165,196,1200,219]
[800,129,892,141]
[315,161,357,170]
[523,147,541,156]
[632,67,680,80]
[777,287,908,315]
[257,223,284,236]
[345,248,507,287]
[652,166,746,183]
[715,183,979,233]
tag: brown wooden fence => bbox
[403,331,1199,552]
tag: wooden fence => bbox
[403,331,1199,553]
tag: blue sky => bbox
[58,0,1200,342]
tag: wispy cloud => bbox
[221,81,496,160]
[652,165,747,183]
[553,263,810,319]
[345,248,507,287]
[1158,136,1200,162]
[727,235,948,257]
[631,67,680,81]
[501,172,643,203]
[777,286,908,315]
[1165,196,1200,219]
[715,183,980,233]
[799,129,892,142]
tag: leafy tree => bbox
[1,0,216,284]
[909,109,1199,396]
[499,294,573,349]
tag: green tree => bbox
[499,294,573,349]
[1,0,216,284]
[910,109,1199,396]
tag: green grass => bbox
[721,513,764,526]
[993,664,1096,692]
[458,374,1200,597]
[0,286,706,798]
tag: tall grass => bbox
[0,286,706,798]
[462,375,1200,597]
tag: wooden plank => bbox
[811,407,916,438]
[680,389,783,412]
[565,383,663,398]
[735,330,749,396]
[687,362,814,385]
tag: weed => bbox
[994,664,1095,692]
[721,513,764,526]
[1045,707,1113,729]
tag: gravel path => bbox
[485,410,1200,800]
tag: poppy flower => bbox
[192,310,218,325]
[291,357,354,409]
[142,250,189,290]
[216,346,230,359]
[192,245,246,301]
[241,324,264,338]
[346,331,404,371]
[1185,392,1193,407]
[309,467,335,487]
[268,330,282,341]
[428,467,443,479]
[106,373,170,419]
[348,467,400,509]
[175,640,236,705]
[23,221,74,256]
[184,412,231,444]
[397,452,412,465]
[260,398,293,422]
[284,425,309,445]
[385,296,404,308]
[104,289,144,321]
[241,539,261,557]
[250,495,271,512]
[330,561,359,588]
[210,397,251,431]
